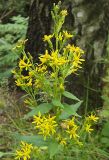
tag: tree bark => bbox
[25,0,58,59]
[25,0,109,110]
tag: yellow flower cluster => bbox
[56,134,67,146]
[15,141,33,160]
[36,65,47,73]
[15,77,32,87]
[84,113,99,133]
[63,31,73,39]
[63,117,79,140]
[19,56,32,71]
[87,113,99,122]
[60,10,68,16]
[39,50,68,67]
[43,34,53,42]
[33,112,57,140]
[39,43,84,77]
[65,44,85,74]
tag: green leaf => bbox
[100,137,109,147]
[13,133,47,147]
[63,91,80,101]
[0,152,5,158]
[52,99,64,109]
[48,140,61,158]
[0,152,13,158]
[101,121,109,137]
[24,103,53,119]
[95,148,109,158]
[100,109,109,118]
[59,101,82,120]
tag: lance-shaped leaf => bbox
[59,101,82,120]
[24,103,53,119]
[63,91,80,101]
[13,133,48,147]
[48,140,62,158]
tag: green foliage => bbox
[0,0,29,18]
[0,15,28,82]
[63,91,80,101]
[59,101,82,120]
[48,140,61,159]
[24,103,53,119]
[100,121,109,148]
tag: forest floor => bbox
[0,87,27,159]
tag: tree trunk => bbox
[25,0,109,111]
[25,0,57,59]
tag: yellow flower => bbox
[34,79,42,89]
[39,50,51,64]
[76,140,83,146]
[11,69,16,74]
[66,44,84,55]
[57,134,67,146]
[60,138,67,146]
[74,47,84,54]
[26,78,32,86]
[73,53,84,66]
[87,113,99,122]
[15,141,33,160]
[37,65,47,73]
[29,71,35,77]
[50,50,68,66]
[85,124,93,133]
[57,32,63,41]
[64,117,76,129]
[43,35,53,42]
[70,52,85,73]
[63,31,73,39]
[21,76,30,80]
[15,79,24,87]
[61,10,68,16]
[33,113,57,140]
[33,112,43,125]
[64,117,79,139]
[66,125,79,139]
[19,58,32,70]
[50,72,56,78]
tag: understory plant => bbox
[0,15,28,83]
[13,2,99,160]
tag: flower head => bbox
[63,31,73,39]
[57,134,67,146]
[85,124,93,133]
[15,141,33,160]
[64,117,79,140]
[66,125,79,139]
[64,117,76,129]
[43,35,53,42]
[61,10,68,16]
[33,113,57,140]
[87,113,99,122]
[19,57,32,71]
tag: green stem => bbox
[85,75,89,116]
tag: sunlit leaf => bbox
[63,91,80,101]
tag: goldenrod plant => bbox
[13,2,99,160]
